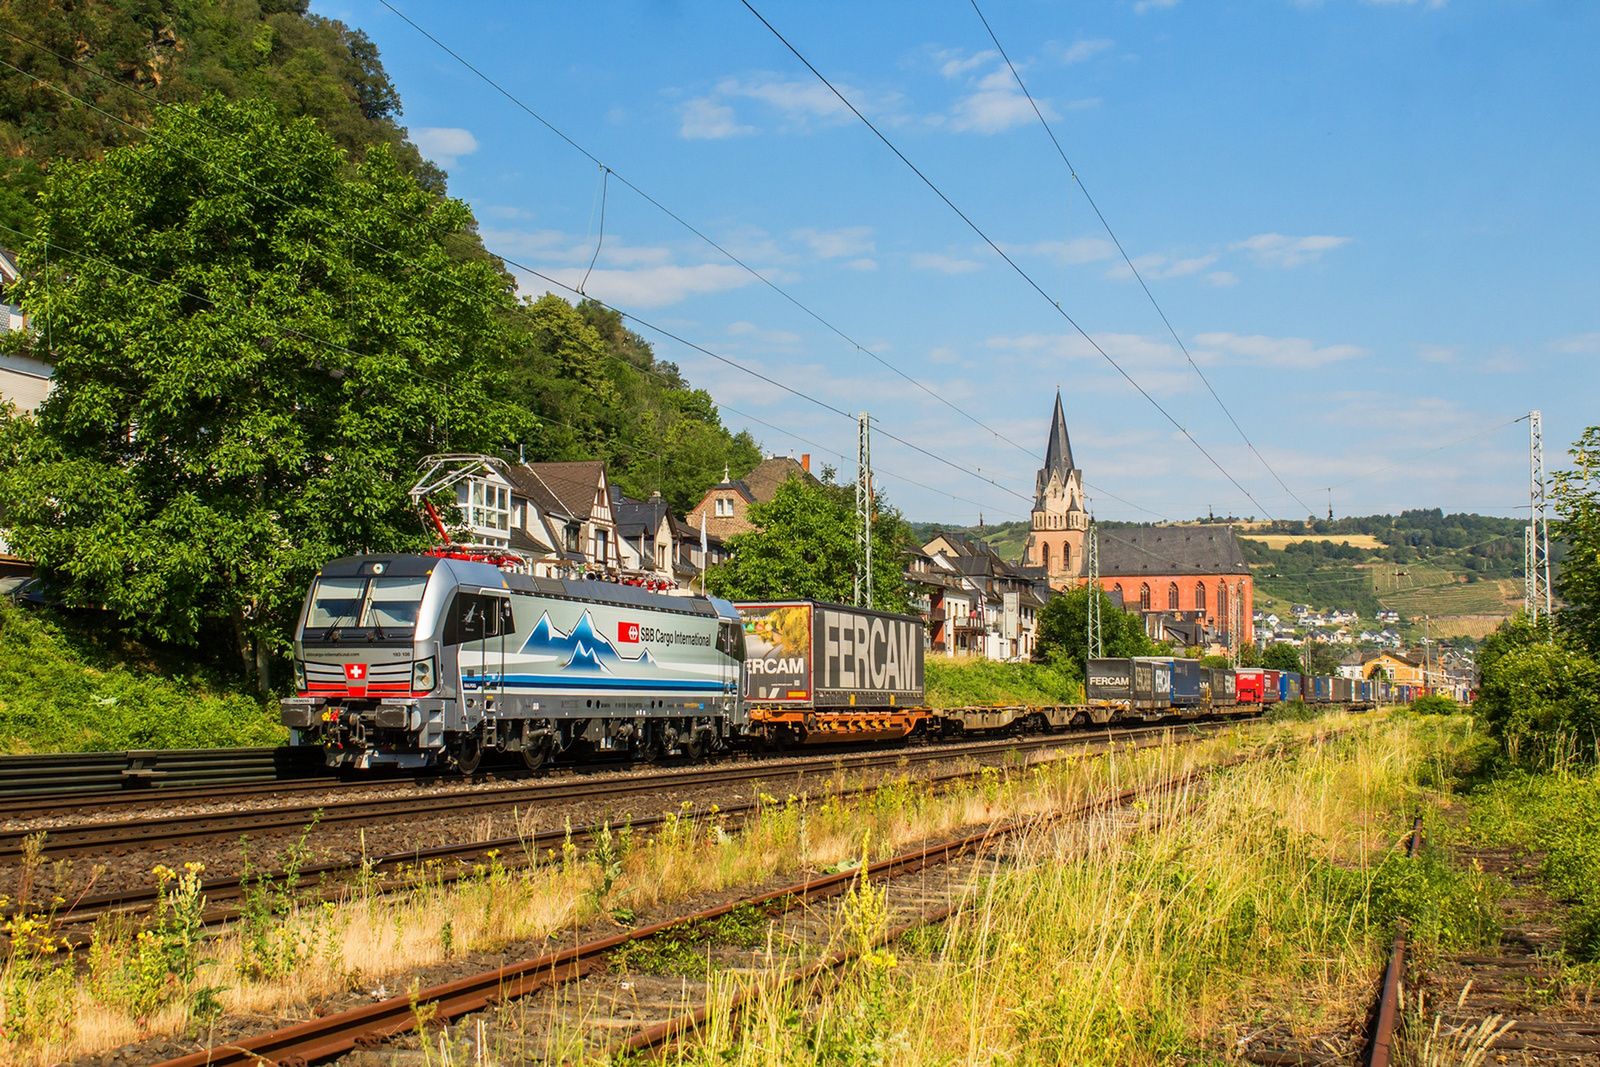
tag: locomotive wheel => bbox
[454,734,483,775]
[683,731,708,761]
[519,743,546,772]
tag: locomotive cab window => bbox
[443,592,511,644]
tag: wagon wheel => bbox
[453,732,483,776]
[519,742,546,772]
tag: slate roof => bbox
[740,456,818,502]
[612,491,671,539]
[1098,525,1251,577]
[1042,390,1075,483]
[507,461,605,519]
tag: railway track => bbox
[18,722,1232,937]
[0,721,1245,860]
[0,746,327,801]
[148,743,1244,1067]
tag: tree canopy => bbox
[1032,584,1160,679]
[1553,427,1600,655]
[0,97,524,690]
[704,474,914,613]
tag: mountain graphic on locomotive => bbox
[279,552,1397,773]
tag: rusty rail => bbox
[1367,814,1425,1067]
[150,746,1243,1067]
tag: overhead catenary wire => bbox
[739,0,1277,523]
[0,46,1036,517]
[374,0,1049,463]
[966,0,1317,519]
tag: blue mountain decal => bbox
[521,610,659,674]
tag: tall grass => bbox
[653,714,1495,1066]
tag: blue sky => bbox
[314,0,1598,526]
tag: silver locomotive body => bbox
[280,554,746,769]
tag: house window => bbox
[565,524,581,553]
[1139,584,1151,611]
[1194,583,1206,612]
[1168,582,1179,610]
[657,544,668,568]
[595,528,609,563]
[1040,543,1050,571]
[468,481,509,532]
[714,496,735,518]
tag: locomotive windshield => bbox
[306,575,429,630]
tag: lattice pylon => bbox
[855,412,873,610]
[1086,522,1102,661]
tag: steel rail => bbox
[149,739,1257,1067]
[1,720,1248,860]
[32,723,1232,934]
[1366,814,1425,1067]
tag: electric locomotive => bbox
[279,554,747,770]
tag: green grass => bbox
[0,600,282,753]
[1462,766,1600,960]
[924,657,1082,708]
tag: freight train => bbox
[280,553,1402,770]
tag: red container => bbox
[1235,667,1265,704]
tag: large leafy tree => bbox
[0,97,525,691]
[704,474,914,613]
[1031,584,1158,678]
[1554,427,1600,655]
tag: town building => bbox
[685,455,819,540]
[914,531,1048,660]
[1017,394,1254,652]
[0,248,49,417]
[1022,391,1088,584]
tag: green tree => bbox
[1554,427,1600,656]
[1262,643,1304,673]
[0,98,524,691]
[1032,584,1157,679]
[703,475,913,613]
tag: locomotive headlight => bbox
[411,656,436,693]
[292,659,306,693]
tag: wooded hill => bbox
[0,0,760,514]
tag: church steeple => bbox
[1043,389,1075,480]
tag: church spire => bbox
[1044,389,1075,479]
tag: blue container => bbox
[1279,671,1302,702]
[1166,659,1204,710]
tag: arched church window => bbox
[1041,543,1050,571]
[1195,583,1206,612]
[1139,584,1151,611]
[1113,583,1123,601]
[1168,582,1179,610]
[1218,583,1229,620]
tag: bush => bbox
[1409,694,1462,716]
[924,657,1081,708]
[0,600,281,752]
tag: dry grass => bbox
[0,716,1365,1065]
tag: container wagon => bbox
[1088,657,1172,721]
[736,600,928,744]
[1235,667,1265,705]
[1167,659,1205,718]
[1206,666,1238,710]
[1262,669,1281,705]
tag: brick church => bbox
[1024,391,1254,649]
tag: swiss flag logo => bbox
[617,622,640,644]
[344,663,368,682]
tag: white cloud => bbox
[1205,271,1238,287]
[726,321,802,348]
[1365,0,1448,8]
[1192,332,1367,368]
[935,48,997,79]
[1060,39,1114,64]
[412,127,479,167]
[517,263,757,309]
[1417,344,1459,364]
[1004,236,1117,264]
[847,257,879,271]
[1134,0,1180,11]
[949,67,1055,134]
[1551,332,1600,354]
[911,252,984,274]
[1106,251,1219,282]
[679,97,754,139]
[1231,233,1352,268]
[792,226,875,259]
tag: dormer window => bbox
[715,496,734,517]
[565,524,581,553]
[462,480,509,532]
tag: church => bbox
[1024,392,1254,650]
